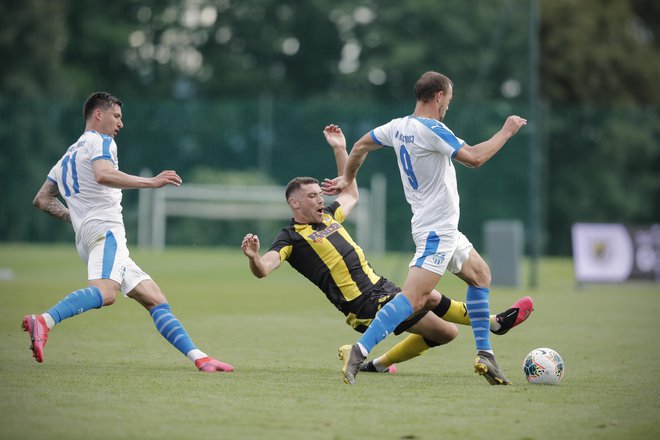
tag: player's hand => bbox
[152,170,182,188]
[323,124,346,150]
[502,115,527,138]
[321,176,349,196]
[241,233,260,257]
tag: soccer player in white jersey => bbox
[23,92,233,373]
[322,71,532,385]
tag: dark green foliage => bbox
[1,0,658,254]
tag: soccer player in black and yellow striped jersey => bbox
[241,124,532,377]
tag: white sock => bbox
[372,357,390,372]
[186,349,207,362]
[357,342,368,357]
[41,313,55,329]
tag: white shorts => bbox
[409,229,473,276]
[75,220,151,294]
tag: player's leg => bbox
[21,227,119,363]
[362,292,534,373]
[341,231,450,384]
[429,290,534,335]
[340,267,440,384]
[362,313,458,373]
[454,243,510,385]
[358,267,439,352]
[126,274,233,373]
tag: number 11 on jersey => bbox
[61,152,80,197]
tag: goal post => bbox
[137,172,386,255]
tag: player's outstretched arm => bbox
[454,115,527,168]
[241,233,281,278]
[321,131,379,196]
[323,124,359,216]
[33,180,71,223]
[93,159,182,189]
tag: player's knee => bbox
[425,323,458,346]
[421,292,442,311]
[424,327,457,347]
[478,270,491,287]
[447,323,459,341]
[469,264,491,287]
[89,280,121,307]
[100,290,118,306]
[407,290,434,312]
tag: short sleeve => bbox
[415,118,464,158]
[90,133,116,164]
[47,163,58,183]
[370,120,396,148]
[324,201,344,223]
[268,229,293,262]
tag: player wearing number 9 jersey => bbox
[322,71,531,385]
[22,91,233,373]
[370,116,464,234]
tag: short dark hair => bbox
[83,92,123,121]
[414,71,453,103]
[285,177,319,201]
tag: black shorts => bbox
[342,278,427,335]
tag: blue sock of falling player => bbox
[46,286,104,325]
[149,303,197,356]
[357,294,414,354]
[466,286,492,352]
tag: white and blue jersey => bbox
[370,116,464,233]
[47,130,123,234]
[47,131,150,292]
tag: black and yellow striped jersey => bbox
[269,201,383,313]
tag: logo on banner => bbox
[572,223,660,283]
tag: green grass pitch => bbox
[1,243,659,439]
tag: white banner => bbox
[571,223,660,283]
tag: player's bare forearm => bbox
[460,132,509,168]
[247,252,281,278]
[248,257,269,278]
[332,152,359,214]
[455,115,527,168]
[98,169,181,189]
[323,124,349,176]
[40,198,71,223]
[328,130,359,201]
[344,148,367,183]
[320,136,375,196]
[332,145,349,177]
[33,181,71,223]
[242,235,280,278]
[94,160,182,189]
[345,133,380,181]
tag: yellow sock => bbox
[442,299,471,326]
[380,334,431,366]
[438,298,496,329]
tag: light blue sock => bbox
[466,286,491,351]
[149,303,197,356]
[358,294,414,354]
[46,286,104,324]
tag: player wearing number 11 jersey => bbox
[22,91,232,373]
[322,71,531,385]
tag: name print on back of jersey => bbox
[395,131,415,144]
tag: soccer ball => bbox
[522,348,565,385]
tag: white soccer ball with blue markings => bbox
[522,348,565,385]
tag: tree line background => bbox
[1,0,658,255]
